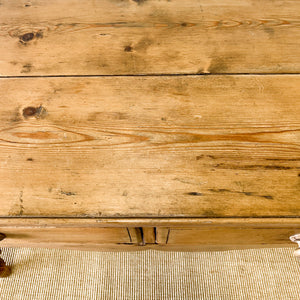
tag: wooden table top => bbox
[0,0,299,219]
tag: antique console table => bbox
[0,0,300,277]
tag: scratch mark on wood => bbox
[19,191,24,216]
[208,188,273,200]
[60,190,76,196]
[213,163,299,170]
[186,192,203,196]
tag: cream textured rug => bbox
[0,247,299,299]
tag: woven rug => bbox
[0,247,299,299]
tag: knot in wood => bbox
[23,106,37,117]
[20,32,34,42]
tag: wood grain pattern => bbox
[0,227,132,247]
[164,227,299,246]
[156,228,169,245]
[143,227,156,244]
[128,227,144,245]
[0,0,300,75]
[0,75,299,218]
[0,218,299,249]
[2,217,300,227]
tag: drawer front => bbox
[0,227,132,250]
[1,219,300,250]
[156,226,300,249]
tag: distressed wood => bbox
[0,0,300,75]
[0,218,299,249]
[1,217,300,227]
[127,227,145,245]
[156,228,169,245]
[0,227,131,248]
[143,227,156,244]
[0,75,299,218]
[165,227,298,246]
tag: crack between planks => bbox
[1,216,300,219]
[0,73,300,79]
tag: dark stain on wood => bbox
[202,209,218,217]
[60,190,76,196]
[19,191,24,216]
[19,31,43,45]
[243,192,254,196]
[196,155,204,160]
[134,37,153,52]
[186,192,203,196]
[209,57,229,73]
[263,26,275,36]
[196,155,216,160]
[261,195,274,200]
[35,31,44,39]
[21,63,32,73]
[26,158,34,161]
[22,105,47,119]
[266,158,300,161]
[87,111,127,121]
[10,107,22,123]
[208,188,274,200]
[19,32,34,43]
[132,0,146,4]
[208,188,231,193]
[124,45,133,52]
[23,106,37,117]
[213,163,297,170]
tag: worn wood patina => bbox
[0,1,299,273]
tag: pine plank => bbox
[0,75,299,218]
[165,227,297,246]
[0,227,132,248]
[0,0,300,75]
[1,218,299,249]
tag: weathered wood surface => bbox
[0,75,299,218]
[0,218,299,249]
[0,227,132,248]
[0,0,300,75]
[164,227,299,246]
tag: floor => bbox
[0,247,299,299]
